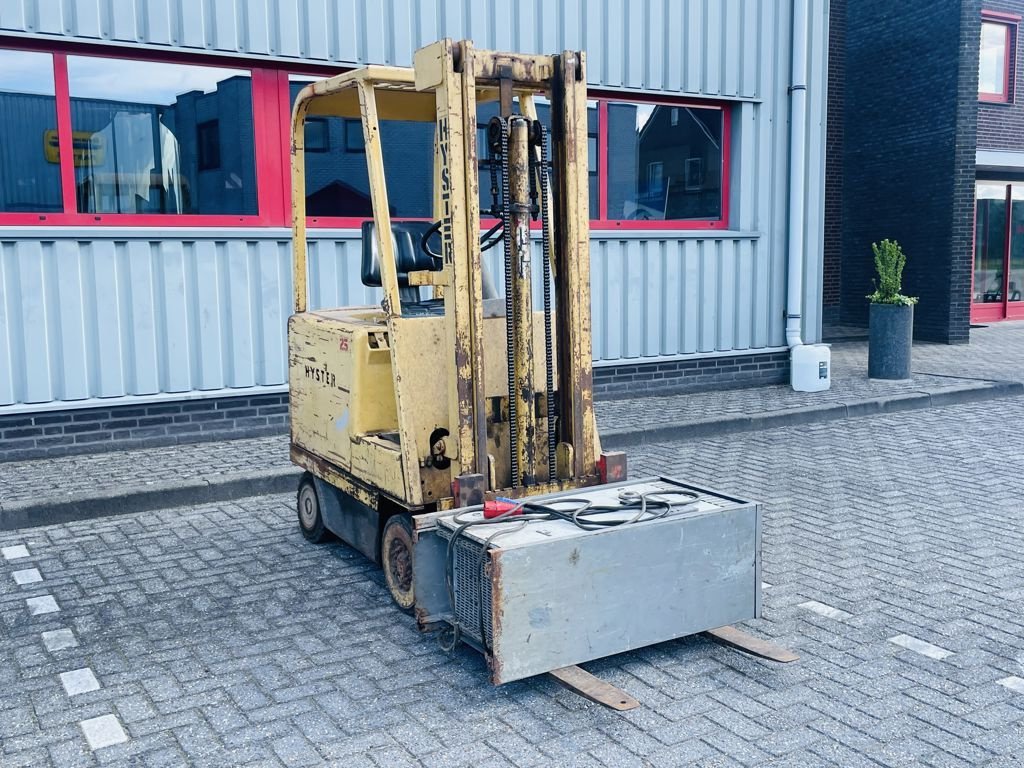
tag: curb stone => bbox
[1,467,302,530]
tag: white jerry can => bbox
[790,344,831,392]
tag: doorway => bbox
[973,181,1024,322]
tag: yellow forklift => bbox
[288,40,794,705]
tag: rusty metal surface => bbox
[705,625,800,664]
[548,666,640,711]
[599,451,628,483]
[506,116,539,486]
[552,52,599,480]
[454,473,485,507]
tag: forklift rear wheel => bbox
[297,475,329,543]
[382,514,415,614]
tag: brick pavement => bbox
[5,322,1024,511]
[1,397,1023,766]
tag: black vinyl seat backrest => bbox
[360,219,500,308]
[360,221,440,305]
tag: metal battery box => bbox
[417,477,762,684]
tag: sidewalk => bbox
[3,321,1023,527]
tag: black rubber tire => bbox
[381,514,416,614]
[296,474,330,543]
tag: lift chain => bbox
[487,126,501,218]
[533,122,557,482]
[489,115,520,488]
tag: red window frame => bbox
[0,38,295,227]
[590,92,731,231]
[980,12,1019,103]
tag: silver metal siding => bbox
[2,0,770,98]
[0,0,829,409]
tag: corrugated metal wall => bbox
[0,0,829,410]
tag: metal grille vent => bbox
[442,530,494,647]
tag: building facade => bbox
[0,0,830,460]
[828,0,1024,339]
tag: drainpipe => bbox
[786,0,809,349]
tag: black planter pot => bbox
[868,303,913,379]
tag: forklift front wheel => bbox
[381,514,415,614]
[297,474,329,543]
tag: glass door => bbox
[972,182,1024,322]
[1009,185,1024,318]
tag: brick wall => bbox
[0,351,789,461]
[840,0,980,343]
[977,0,1024,150]
[0,393,288,462]
[592,351,790,397]
[823,0,847,321]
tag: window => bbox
[1,45,729,230]
[980,16,1016,102]
[0,45,280,225]
[605,101,726,224]
[289,77,432,219]
[475,99,600,220]
[197,120,220,170]
[67,56,257,215]
[305,118,330,153]
[0,49,62,213]
[343,119,364,152]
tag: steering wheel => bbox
[420,220,505,261]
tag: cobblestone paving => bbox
[5,323,1024,507]
[2,398,1023,766]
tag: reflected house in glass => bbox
[0,91,63,212]
[0,75,257,216]
[634,105,722,221]
[67,73,257,216]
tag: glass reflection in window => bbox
[607,103,724,221]
[979,21,1010,98]
[974,183,1008,303]
[1010,185,1024,302]
[475,98,598,219]
[0,49,62,213]
[290,78,432,218]
[67,57,257,215]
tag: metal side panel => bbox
[488,503,760,684]
[314,477,380,564]
[411,523,452,629]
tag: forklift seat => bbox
[360,221,441,307]
[361,220,500,310]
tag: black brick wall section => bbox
[823,0,847,316]
[840,0,980,343]
[0,393,289,462]
[977,0,1024,151]
[0,351,789,461]
[593,351,790,397]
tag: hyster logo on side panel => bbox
[304,363,336,389]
